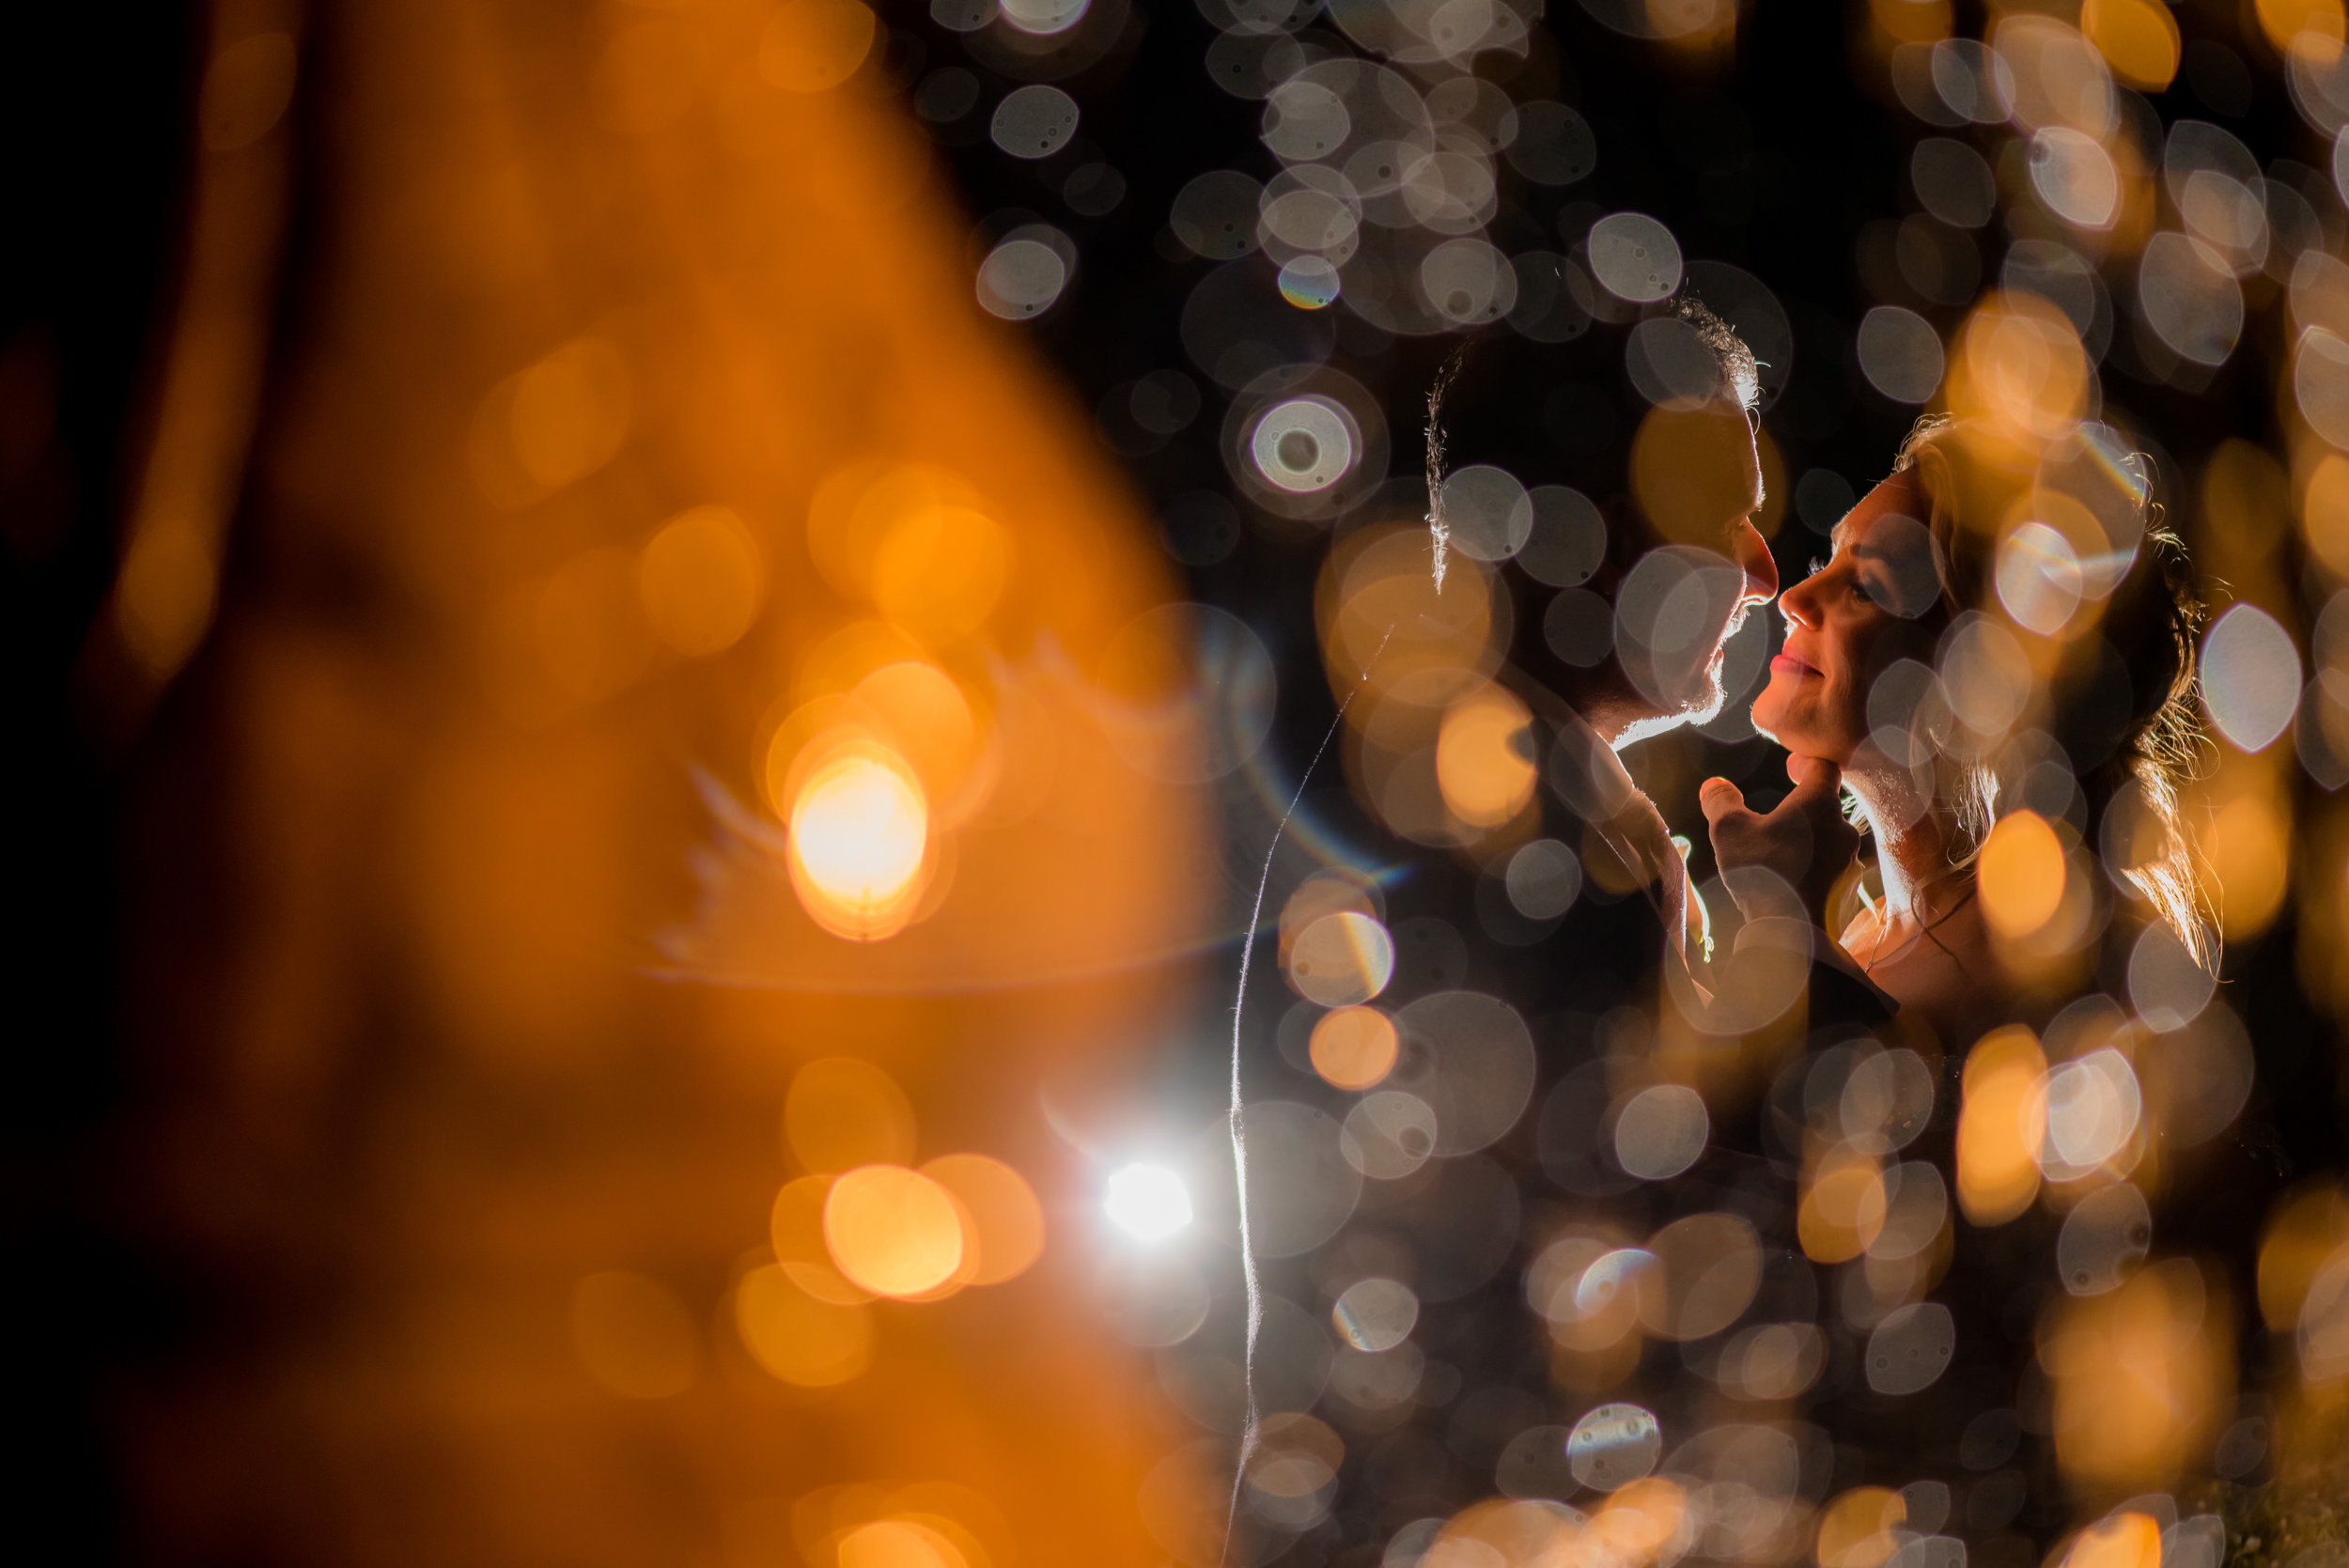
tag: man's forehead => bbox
[1624,396,1766,544]
[1722,409,1763,520]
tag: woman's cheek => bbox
[1826,674,1870,759]
[1751,670,1798,735]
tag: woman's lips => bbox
[1770,653,1819,678]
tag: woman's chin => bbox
[1750,702,1848,765]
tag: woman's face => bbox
[1750,471,1947,763]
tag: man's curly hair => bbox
[1672,293,1760,413]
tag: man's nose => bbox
[1729,517,1778,607]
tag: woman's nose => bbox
[1729,517,1778,607]
[1780,567,1822,629]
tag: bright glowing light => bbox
[787,747,929,939]
[1104,1163,1192,1239]
[822,1164,968,1297]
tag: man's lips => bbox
[1770,652,1820,678]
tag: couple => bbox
[1283,301,2208,1553]
[1442,297,2208,1045]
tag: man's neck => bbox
[1499,663,1649,751]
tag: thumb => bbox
[1698,776,1746,826]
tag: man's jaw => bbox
[1608,650,1731,752]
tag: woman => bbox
[1745,416,2210,1043]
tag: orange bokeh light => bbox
[786,1056,919,1174]
[1799,1148,1890,1265]
[920,1153,1047,1287]
[1958,1027,2049,1225]
[636,505,765,657]
[824,1164,969,1299]
[1980,809,2067,939]
[786,743,931,940]
[1945,292,2091,451]
[735,1263,875,1388]
[1309,1005,1399,1091]
[1436,684,1537,829]
[2079,0,2181,91]
[835,1518,969,1568]
[1815,1486,1905,1568]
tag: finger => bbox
[1698,776,1746,827]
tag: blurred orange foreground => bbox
[98,0,1205,1562]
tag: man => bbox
[1264,299,1891,1559]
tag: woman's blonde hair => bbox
[1889,415,2215,970]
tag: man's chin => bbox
[1610,668,1730,752]
[1678,651,1733,726]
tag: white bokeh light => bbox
[1105,1163,1193,1240]
[2202,603,2302,753]
[1996,520,2086,635]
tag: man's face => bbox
[1610,400,1780,735]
